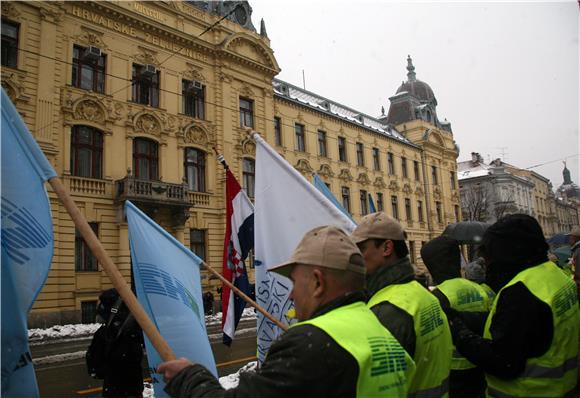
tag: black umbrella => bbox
[442,221,490,244]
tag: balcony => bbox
[188,191,212,208]
[115,177,192,225]
[65,175,113,198]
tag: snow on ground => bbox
[33,350,86,366]
[219,361,257,389]
[205,307,257,326]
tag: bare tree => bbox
[462,185,490,221]
[494,190,517,220]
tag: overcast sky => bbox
[250,0,579,190]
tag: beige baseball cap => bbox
[350,212,406,244]
[270,226,365,278]
[569,226,580,237]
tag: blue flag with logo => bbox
[313,174,354,222]
[1,88,56,397]
[126,201,216,398]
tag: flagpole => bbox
[200,261,288,331]
[48,177,177,362]
[212,145,288,332]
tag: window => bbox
[341,187,351,213]
[182,79,205,119]
[295,124,306,152]
[431,166,438,185]
[243,158,255,198]
[1,20,19,68]
[409,241,416,264]
[318,130,327,157]
[239,97,254,128]
[274,117,282,146]
[436,201,443,223]
[356,142,365,166]
[414,160,421,181]
[184,148,205,192]
[405,198,412,221]
[132,64,159,107]
[338,137,347,162]
[133,138,158,180]
[391,196,399,220]
[190,229,206,261]
[418,200,424,222]
[450,171,456,189]
[360,190,368,216]
[75,222,99,271]
[387,152,395,175]
[71,126,103,179]
[401,157,408,178]
[377,192,384,212]
[81,301,98,324]
[72,45,106,93]
[372,148,380,171]
[454,205,460,222]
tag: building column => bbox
[103,131,113,180]
[126,136,133,174]
[63,124,72,175]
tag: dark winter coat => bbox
[164,292,366,398]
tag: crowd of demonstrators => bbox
[86,288,144,398]
[350,213,452,397]
[158,226,414,397]
[421,236,490,398]
[570,227,580,298]
[88,212,579,398]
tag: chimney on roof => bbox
[471,152,483,164]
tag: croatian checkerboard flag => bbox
[253,132,356,364]
[1,88,56,397]
[222,168,254,346]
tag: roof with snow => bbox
[273,79,418,148]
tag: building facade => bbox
[1,1,460,327]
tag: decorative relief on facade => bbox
[357,173,371,186]
[1,72,30,104]
[296,112,304,123]
[73,98,106,123]
[1,2,21,19]
[220,33,278,70]
[402,183,412,195]
[239,138,256,156]
[183,63,206,82]
[415,186,424,197]
[318,164,334,178]
[181,124,211,148]
[39,6,64,23]
[295,159,314,175]
[135,113,161,135]
[451,190,459,203]
[218,71,233,83]
[388,180,400,192]
[433,186,442,200]
[373,176,386,189]
[74,27,108,49]
[133,46,159,66]
[339,169,353,182]
[240,83,254,97]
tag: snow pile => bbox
[29,323,101,341]
[219,361,257,389]
[205,307,256,326]
[143,382,154,398]
[33,350,86,366]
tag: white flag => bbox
[253,132,356,364]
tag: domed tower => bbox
[384,56,452,133]
[557,161,580,200]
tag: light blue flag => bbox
[368,192,377,213]
[313,174,355,222]
[1,88,56,397]
[125,201,216,398]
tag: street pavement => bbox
[33,318,257,397]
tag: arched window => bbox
[184,148,206,192]
[71,125,103,179]
[133,138,158,180]
[242,158,255,198]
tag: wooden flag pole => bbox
[48,177,176,362]
[201,261,288,331]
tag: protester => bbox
[86,288,144,398]
[569,226,580,296]
[158,226,414,398]
[421,236,490,398]
[446,214,580,398]
[350,212,452,397]
[464,256,496,302]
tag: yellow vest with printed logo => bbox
[484,261,580,398]
[295,301,415,397]
[368,281,452,398]
[438,278,489,370]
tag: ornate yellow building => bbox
[1,1,460,327]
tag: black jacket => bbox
[165,292,366,398]
[366,256,417,357]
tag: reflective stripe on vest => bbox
[295,301,415,397]
[484,261,580,398]
[438,278,489,370]
[368,280,452,398]
[487,385,578,398]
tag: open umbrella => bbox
[442,221,490,244]
[547,233,570,245]
[552,246,571,266]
